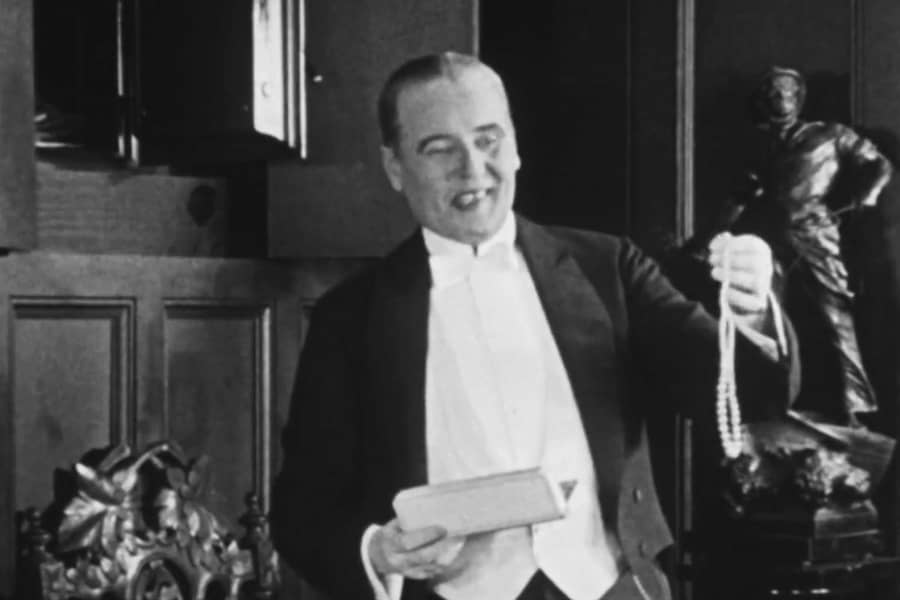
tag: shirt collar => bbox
[422,211,517,259]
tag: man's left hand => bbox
[708,232,774,319]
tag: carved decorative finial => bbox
[240,492,280,599]
[241,492,264,540]
[23,507,53,563]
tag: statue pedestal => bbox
[736,501,883,563]
[748,500,879,536]
[696,502,898,599]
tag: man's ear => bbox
[508,127,522,171]
[380,145,403,192]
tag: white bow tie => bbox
[429,243,519,288]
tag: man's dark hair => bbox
[377,51,486,149]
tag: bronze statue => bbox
[730,66,892,425]
[705,68,897,558]
[659,67,898,579]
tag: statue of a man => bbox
[731,66,893,425]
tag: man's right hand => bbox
[368,519,464,580]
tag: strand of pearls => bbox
[717,239,743,460]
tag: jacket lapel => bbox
[516,217,627,518]
[366,231,431,492]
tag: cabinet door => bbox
[0,252,351,598]
[135,0,305,165]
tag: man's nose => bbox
[454,143,488,180]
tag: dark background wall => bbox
[860,0,900,568]
[481,1,631,234]
[694,0,853,235]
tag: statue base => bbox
[736,501,883,564]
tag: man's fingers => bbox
[404,537,461,565]
[710,243,767,260]
[708,233,774,313]
[710,267,767,294]
[710,252,772,271]
[370,521,450,578]
[709,234,772,262]
[709,250,773,275]
[397,525,447,551]
[388,539,459,579]
[404,564,443,580]
[432,537,465,566]
[723,287,768,314]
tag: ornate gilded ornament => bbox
[19,441,279,600]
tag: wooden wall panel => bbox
[0,252,359,598]
[0,0,36,249]
[164,303,270,527]
[11,300,133,512]
[36,162,228,256]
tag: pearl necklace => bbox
[717,241,743,460]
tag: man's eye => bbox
[424,144,454,156]
[476,134,500,151]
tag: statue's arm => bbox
[836,125,893,207]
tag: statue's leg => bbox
[818,284,878,417]
[792,224,878,419]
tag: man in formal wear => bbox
[271,52,793,600]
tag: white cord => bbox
[717,240,744,459]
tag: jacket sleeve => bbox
[617,238,797,425]
[270,297,374,600]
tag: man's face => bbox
[381,68,521,245]
[765,75,801,121]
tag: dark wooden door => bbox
[0,252,350,598]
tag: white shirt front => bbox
[362,213,622,600]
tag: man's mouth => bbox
[452,188,491,210]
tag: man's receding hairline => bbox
[395,62,510,117]
[379,52,512,150]
[407,60,505,97]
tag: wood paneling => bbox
[36,162,227,256]
[268,162,415,258]
[11,300,134,511]
[164,303,270,526]
[0,252,362,598]
[0,0,36,248]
